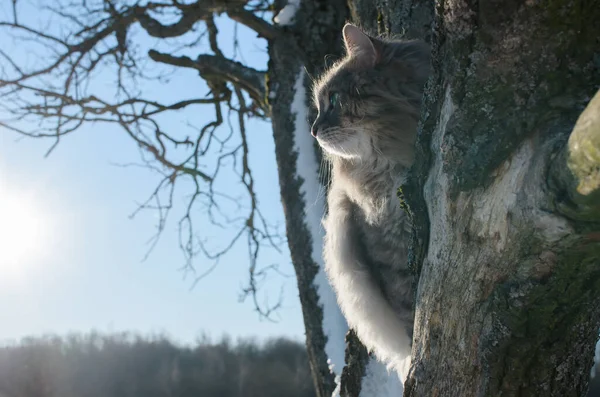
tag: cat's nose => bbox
[311,121,319,137]
[311,115,327,137]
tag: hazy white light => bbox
[0,181,50,283]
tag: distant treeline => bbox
[0,332,316,397]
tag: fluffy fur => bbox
[312,24,430,380]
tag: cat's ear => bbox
[342,24,378,68]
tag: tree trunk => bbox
[267,2,349,396]
[333,0,600,396]
[404,0,600,394]
[274,0,600,395]
[399,0,600,395]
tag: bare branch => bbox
[148,50,267,113]
[133,2,211,39]
[11,0,18,24]
[0,0,283,318]
[205,15,225,58]
[133,1,278,40]
[226,9,278,40]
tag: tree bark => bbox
[267,2,349,396]
[2,0,598,395]
[401,0,600,395]
[334,0,600,396]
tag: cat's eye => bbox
[329,92,339,108]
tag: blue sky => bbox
[0,3,305,345]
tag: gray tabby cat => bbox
[311,24,430,380]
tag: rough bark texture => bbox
[401,0,600,395]
[339,330,370,397]
[337,0,600,396]
[267,2,348,396]
[349,0,433,41]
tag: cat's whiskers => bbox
[316,154,332,208]
[303,66,316,84]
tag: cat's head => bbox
[311,24,430,166]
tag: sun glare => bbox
[0,182,49,282]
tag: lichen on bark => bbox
[401,0,600,394]
[566,89,600,198]
[321,1,600,395]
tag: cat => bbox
[311,23,430,381]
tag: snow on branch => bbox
[273,0,300,26]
